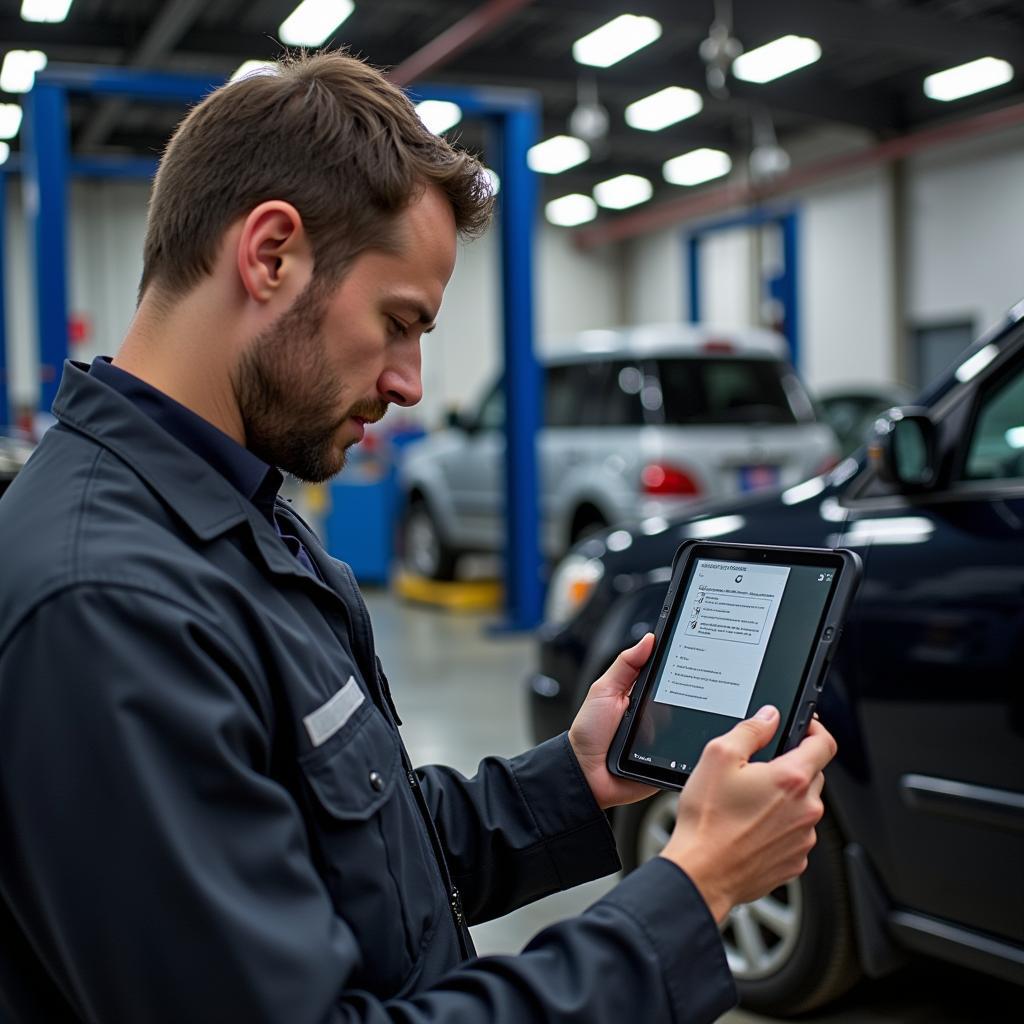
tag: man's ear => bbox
[236,201,313,304]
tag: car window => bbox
[600,361,647,427]
[962,358,1024,481]
[476,384,505,431]
[545,362,627,426]
[655,358,801,425]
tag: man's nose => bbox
[378,355,422,408]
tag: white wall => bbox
[4,179,148,407]
[621,225,685,325]
[907,127,1024,336]
[799,168,896,391]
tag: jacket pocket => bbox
[297,704,440,995]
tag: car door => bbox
[839,338,1024,946]
[441,382,505,549]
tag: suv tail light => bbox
[641,462,702,497]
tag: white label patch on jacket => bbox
[303,676,365,747]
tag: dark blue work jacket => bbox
[0,362,734,1023]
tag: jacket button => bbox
[369,770,385,792]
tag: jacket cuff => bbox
[508,733,621,890]
[596,856,737,1024]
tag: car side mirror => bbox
[869,406,938,490]
[445,408,471,432]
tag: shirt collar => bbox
[88,356,282,522]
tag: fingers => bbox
[594,633,654,695]
[775,720,838,780]
[713,705,780,760]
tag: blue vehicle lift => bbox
[686,206,801,369]
[4,65,544,630]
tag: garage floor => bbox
[365,589,1016,1024]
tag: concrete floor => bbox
[364,588,1018,1024]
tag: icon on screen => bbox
[817,573,826,582]
[735,575,744,583]
[670,761,676,769]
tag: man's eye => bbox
[388,317,409,337]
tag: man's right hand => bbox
[659,706,837,925]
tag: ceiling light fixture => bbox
[415,100,462,135]
[0,50,48,94]
[572,14,662,69]
[732,34,821,84]
[924,56,1013,101]
[279,0,354,47]
[593,173,652,210]
[230,60,276,82]
[20,0,73,23]
[545,193,597,227]
[663,148,732,186]
[0,104,23,140]
[625,86,703,131]
[0,142,9,167]
[527,135,590,174]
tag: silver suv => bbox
[399,324,838,578]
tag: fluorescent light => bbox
[593,173,652,210]
[20,0,72,23]
[955,343,998,383]
[230,60,276,82]
[684,514,745,539]
[545,193,597,227]
[0,104,23,140]
[279,0,354,46]
[0,142,9,167]
[733,34,821,84]
[781,477,826,505]
[527,135,589,174]
[663,147,731,186]
[1005,426,1024,449]
[0,50,47,94]
[625,86,703,131]
[924,57,1013,101]
[415,100,462,135]
[573,14,662,68]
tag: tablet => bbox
[607,541,862,791]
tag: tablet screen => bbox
[622,554,839,778]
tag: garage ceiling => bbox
[3,0,1024,216]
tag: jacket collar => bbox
[51,361,318,584]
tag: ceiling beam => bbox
[77,0,209,152]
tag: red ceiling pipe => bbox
[574,99,1024,249]
[390,0,535,87]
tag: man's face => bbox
[234,185,457,482]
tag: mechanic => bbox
[0,51,835,1023]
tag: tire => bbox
[614,797,861,1017]
[569,507,607,546]
[401,497,458,580]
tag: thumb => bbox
[592,633,655,696]
[722,705,780,759]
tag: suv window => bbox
[545,361,645,427]
[655,357,802,425]
[963,358,1024,481]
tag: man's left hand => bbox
[568,633,658,810]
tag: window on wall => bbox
[910,321,975,392]
[962,358,1024,482]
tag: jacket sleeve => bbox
[0,584,735,1024]
[415,736,623,923]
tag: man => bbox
[0,52,834,1023]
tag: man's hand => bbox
[660,708,837,924]
[568,633,658,810]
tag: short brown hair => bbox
[139,50,494,302]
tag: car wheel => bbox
[401,497,458,580]
[614,796,861,1016]
[570,506,607,545]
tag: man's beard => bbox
[233,278,387,483]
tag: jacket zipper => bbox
[403,761,470,959]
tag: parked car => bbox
[0,437,33,499]
[815,384,914,456]
[399,324,838,578]
[527,305,1024,1015]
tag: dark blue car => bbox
[528,303,1024,1016]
